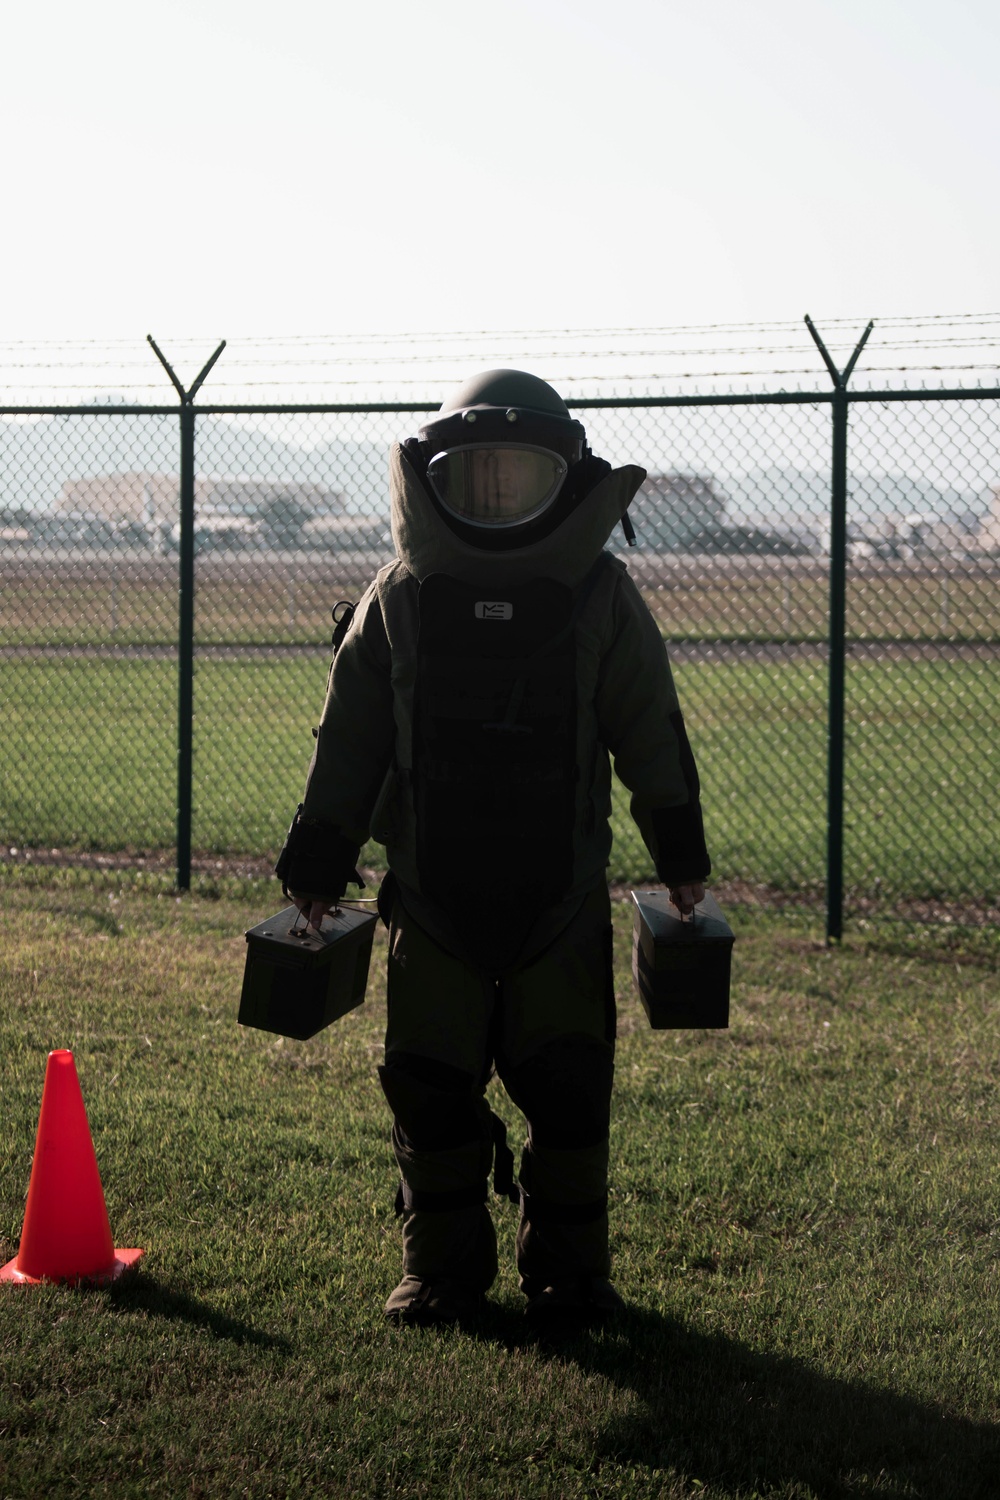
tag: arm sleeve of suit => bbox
[594,570,711,886]
[276,583,395,899]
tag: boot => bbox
[384,1274,485,1326]
[524,1276,625,1329]
[384,1203,497,1325]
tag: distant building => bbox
[56,472,344,525]
[0,506,33,546]
[303,514,393,551]
[30,512,122,549]
[979,487,1000,554]
[629,472,727,550]
[856,513,986,561]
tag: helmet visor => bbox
[426,444,568,528]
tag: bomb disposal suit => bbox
[276,370,711,1323]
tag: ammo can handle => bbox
[290,906,339,937]
[673,901,699,937]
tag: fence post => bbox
[146,336,226,891]
[177,401,195,890]
[805,316,873,943]
[827,383,849,944]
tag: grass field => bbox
[2,654,997,907]
[1,870,998,1498]
[2,556,999,648]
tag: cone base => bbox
[0,1247,144,1286]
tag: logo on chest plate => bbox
[474,601,514,621]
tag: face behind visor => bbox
[426,443,569,529]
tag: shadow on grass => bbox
[106,1273,292,1352]
[474,1302,998,1500]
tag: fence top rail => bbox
[1,387,999,419]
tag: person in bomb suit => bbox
[276,370,710,1326]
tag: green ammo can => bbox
[239,904,378,1040]
[631,889,734,1029]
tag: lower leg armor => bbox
[378,1052,498,1292]
[516,1138,611,1297]
[500,1036,615,1298]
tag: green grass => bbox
[3,566,998,647]
[1,870,998,1498]
[5,653,996,906]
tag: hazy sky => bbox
[3,0,997,342]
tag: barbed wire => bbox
[3,344,999,373]
[0,315,998,403]
[4,334,999,375]
[2,308,996,350]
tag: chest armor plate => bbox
[413,572,578,919]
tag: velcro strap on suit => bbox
[519,1187,609,1226]
[388,1108,521,1216]
[274,804,365,900]
[489,1112,520,1205]
[394,1181,488,1217]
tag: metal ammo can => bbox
[239,904,378,1040]
[631,889,734,1029]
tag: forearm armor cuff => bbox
[651,800,712,886]
[274,804,364,900]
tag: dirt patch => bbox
[2,847,995,929]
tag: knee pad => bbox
[505,1036,614,1149]
[378,1051,488,1152]
[518,1148,609,1226]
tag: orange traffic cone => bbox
[1,1049,143,1285]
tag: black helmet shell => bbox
[419,368,585,471]
[436,368,572,421]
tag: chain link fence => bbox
[2,324,998,932]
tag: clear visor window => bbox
[426,444,568,527]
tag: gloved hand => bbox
[668,880,705,916]
[291,895,339,932]
[274,805,364,920]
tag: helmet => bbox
[416,369,590,544]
